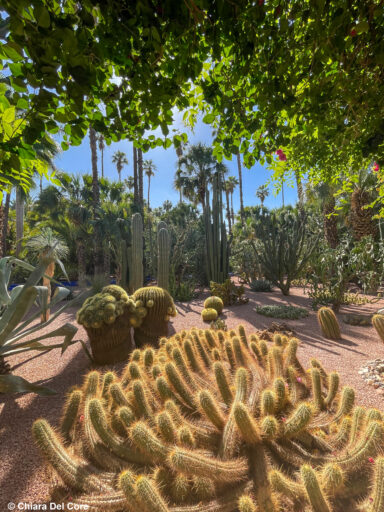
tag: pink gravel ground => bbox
[1,285,384,508]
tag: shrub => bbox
[210,317,228,331]
[255,305,309,319]
[250,279,272,292]
[210,278,249,306]
[32,325,384,511]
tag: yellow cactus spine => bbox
[317,307,341,340]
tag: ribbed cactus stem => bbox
[261,390,276,416]
[261,415,278,439]
[324,372,339,407]
[238,495,258,512]
[269,469,306,502]
[129,212,144,292]
[192,476,216,502]
[183,339,203,373]
[110,382,130,407]
[269,346,284,378]
[333,417,352,448]
[238,325,248,347]
[283,403,312,438]
[321,463,344,494]
[233,403,261,444]
[213,361,233,406]
[273,377,287,411]
[311,368,324,411]
[61,389,82,441]
[369,456,384,511]
[178,426,196,448]
[367,409,383,423]
[157,227,170,290]
[156,376,174,402]
[301,465,331,512]
[232,336,246,366]
[132,380,152,418]
[144,348,154,370]
[170,474,190,504]
[136,475,170,512]
[84,370,99,398]
[119,470,140,510]
[348,406,366,447]
[372,314,384,342]
[165,362,195,409]
[317,307,341,340]
[198,390,226,430]
[156,411,177,443]
[224,340,236,370]
[130,421,169,462]
[334,386,355,421]
[337,421,384,470]
[250,341,264,366]
[118,406,136,429]
[101,372,115,399]
[169,447,248,482]
[172,347,196,388]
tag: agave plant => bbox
[0,256,86,395]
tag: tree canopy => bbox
[1,0,383,195]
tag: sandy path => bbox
[1,286,383,508]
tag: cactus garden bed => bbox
[1,285,384,510]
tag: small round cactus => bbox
[204,295,224,314]
[372,314,384,343]
[201,307,218,323]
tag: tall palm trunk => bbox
[323,197,339,248]
[138,148,144,216]
[230,191,235,225]
[89,126,103,277]
[41,255,55,322]
[100,144,104,179]
[236,153,244,226]
[225,189,232,233]
[133,146,139,211]
[15,187,24,257]
[2,191,10,255]
[76,238,87,288]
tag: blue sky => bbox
[54,115,299,212]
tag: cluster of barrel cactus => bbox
[77,285,176,363]
[317,307,341,340]
[33,324,384,511]
[201,295,224,323]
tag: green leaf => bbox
[3,106,15,123]
[202,113,216,124]
[16,98,29,110]
[0,374,57,395]
[34,5,51,28]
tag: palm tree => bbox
[256,184,269,206]
[1,191,10,256]
[25,227,69,322]
[138,148,144,215]
[112,150,128,182]
[175,140,186,204]
[236,152,245,225]
[98,134,105,178]
[176,143,217,207]
[226,176,239,225]
[89,126,103,277]
[133,145,139,211]
[143,159,156,210]
[125,176,135,191]
[295,171,304,210]
[224,180,232,232]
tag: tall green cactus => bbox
[129,212,143,292]
[203,172,229,283]
[157,227,170,290]
[32,323,384,512]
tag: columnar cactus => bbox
[129,212,144,292]
[157,227,170,290]
[317,307,341,340]
[372,314,384,343]
[132,286,177,347]
[76,285,146,364]
[32,324,384,512]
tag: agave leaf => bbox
[1,338,79,357]
[0,287,38,346]
[56,258,69,281]
[0,374,56,395]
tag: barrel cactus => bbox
[32,324,384,511]
[317,306,341,340]
[373,314,384,343]
[132,286,177,347]
[201,307,218,323]
[204,295,224,314]
[76,285,145,364]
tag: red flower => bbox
[368,457,375,464]
[373,162,380,172]
[296,377,302,383]
[350,29,357,37]
[370,497,374,502]
[79,414,85,423]
[276,149,287,161]
[281,417,286,422]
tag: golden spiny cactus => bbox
[33,324,384,512]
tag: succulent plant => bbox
[157,227,171,290]
[132,286,177,347]
[204,295,224,314]
[77,285,145,364]
[201,307,219,323]
[32,323,384,512]
[372,314,384,343]
[317,307,341,340]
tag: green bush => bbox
[255,304,309,319]
[210,279,249,306]
[250,279,272,292]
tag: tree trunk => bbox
[41,259,55,323]
[2,191,10,255]
[323,198,339,249]
[89,126,103,277]
[230,191,235,225]
[101,146,104,179]
[103,241,111,281]
[0,199,3,258]
[133,146,139,211]
[76,238,87,288]
[138,148,144,216]
[295,171,304,209]
[15,187,24,257]
[236,153,244,226]
[225,189,232,233]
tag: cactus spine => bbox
[157,226,170,290]
[32,326,384,512]
[129,213,144,292]
[317,307,341,340]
